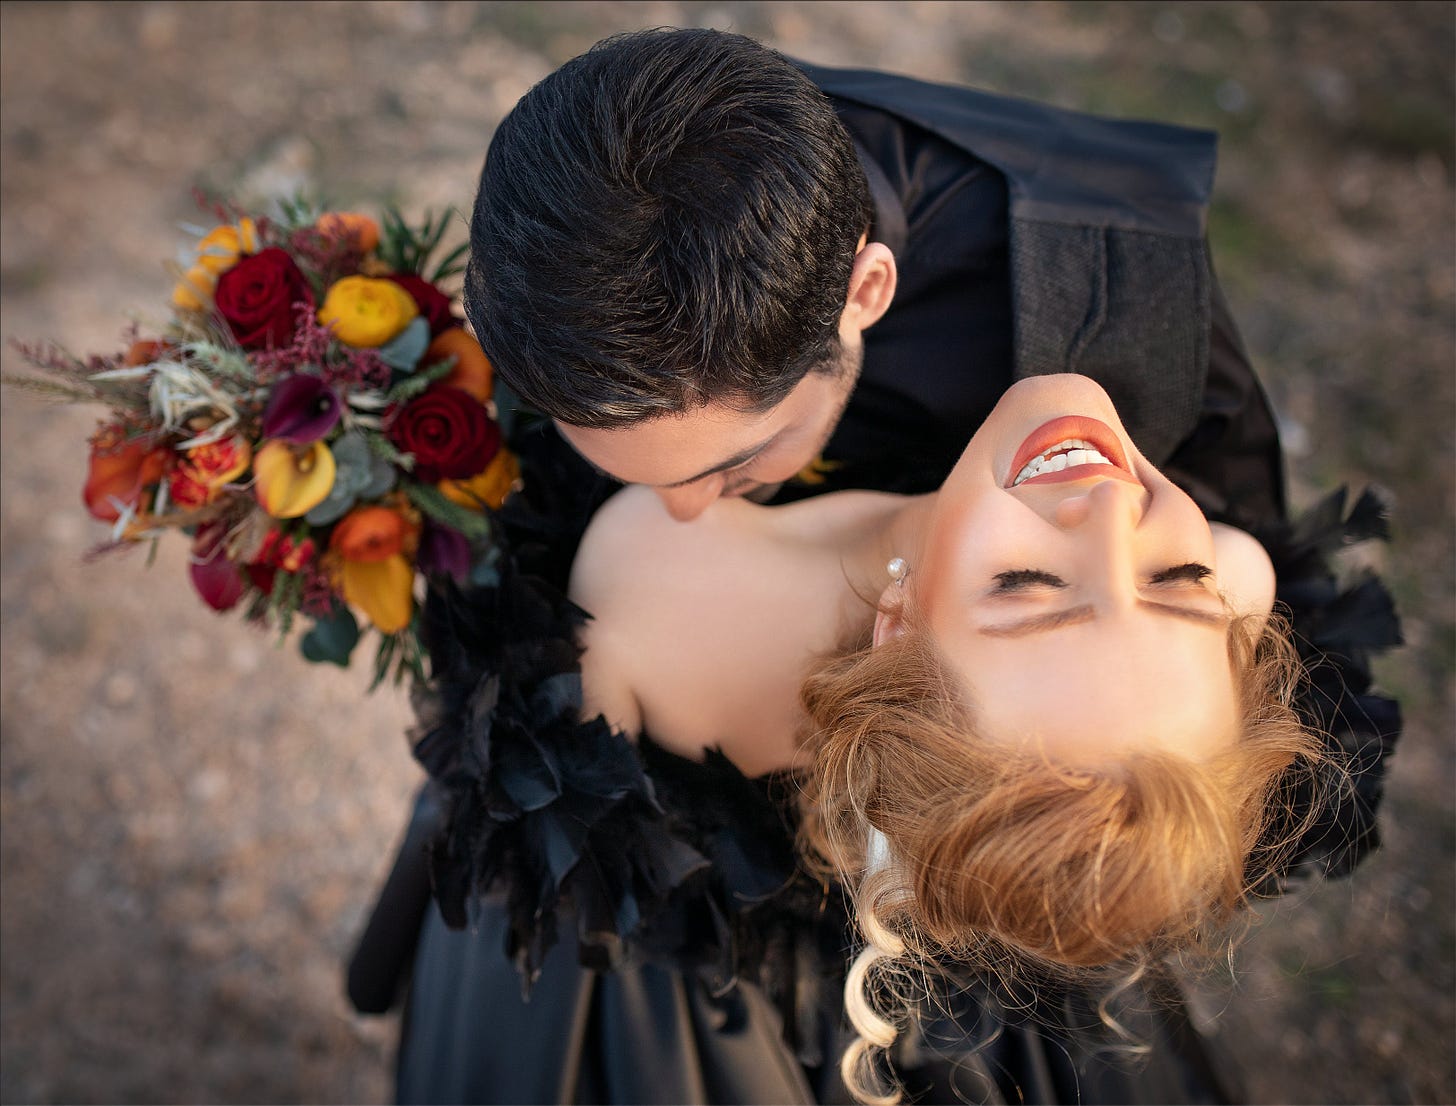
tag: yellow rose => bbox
[253,439,337,518]
[438,448,520,511]
[317,276,419,348]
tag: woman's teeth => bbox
[1012,439,1114,486]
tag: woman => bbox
[393,373,1397,1104]
[570,371,1322,1100]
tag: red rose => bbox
[386,273,457,337]
[388,385,500,482]
[214,247,315,350]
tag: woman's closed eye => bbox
[990,563,1214,595]
[990,568,1066,593]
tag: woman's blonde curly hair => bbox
[798,610,1337,1103]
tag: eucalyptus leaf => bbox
[300,605,360,667]
[304,431,391,525]
[377,317,430,371]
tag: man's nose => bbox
[654,476,724,522]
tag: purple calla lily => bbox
[416,520,472,582]
[261,373,343,444]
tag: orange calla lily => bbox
[338,554,414,632]
[253,439,336,518]
[84,430,169,522]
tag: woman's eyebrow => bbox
[977,605,1095,637]
[977,601,1229,638]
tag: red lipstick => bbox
[1006,415,1137,488]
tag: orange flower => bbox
[168,434,252,508]
[427,328,494,402]
[317,212,381,254]
[438,448,520,511]
[329,505,416,563]
[84,427,169,522]
[123,339,173,367]
[330,505,419,633]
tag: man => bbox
[353,27,1290,1103]
[464,27,1286,529]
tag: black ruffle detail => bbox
[412,408,1400,1051]
[411,418,853,1036]
[1251,486,1403,888]
[414,561,715,989]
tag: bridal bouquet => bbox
[7,198,517,683]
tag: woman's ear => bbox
[872,583,908,647]
[842,241,897,335]
[1211,522,1276,633]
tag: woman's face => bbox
[903,374,1256,765]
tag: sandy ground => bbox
[1,3,1452,1104]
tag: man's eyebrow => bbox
[659,434,779,489]
[977,600,1230,638]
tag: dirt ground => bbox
[1,3,1451,1104]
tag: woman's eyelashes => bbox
[1149,562,1214,585]
[989,563,1214,594]
[990,568,1066,592]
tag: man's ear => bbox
[872,583,908,647]
[842,241,897,335]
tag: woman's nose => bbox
[1052,477,1146,531]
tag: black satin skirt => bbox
[394,895,1242,1106]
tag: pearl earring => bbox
[886,557,908,587]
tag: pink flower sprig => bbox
[189,187,277,246]
[250,304,390,390]
[287,225,369,291]
[300,561,341,618]
[250,304,336,381]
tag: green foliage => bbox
[364,431,414,471]
[371,623,426,690]
[270,192,325,233]
[383,359,454,404]
[404,482,493,542]
[266,569,306,635]
[377,207,468,284]
[300,604,361,667]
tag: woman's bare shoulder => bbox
[569,484,682,614]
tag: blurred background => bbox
[1,2,1450,1103]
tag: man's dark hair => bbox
[464,28,873,428]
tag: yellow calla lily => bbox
[253,439,337,518]
[196,218,261,274]
[339,553,415,633]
